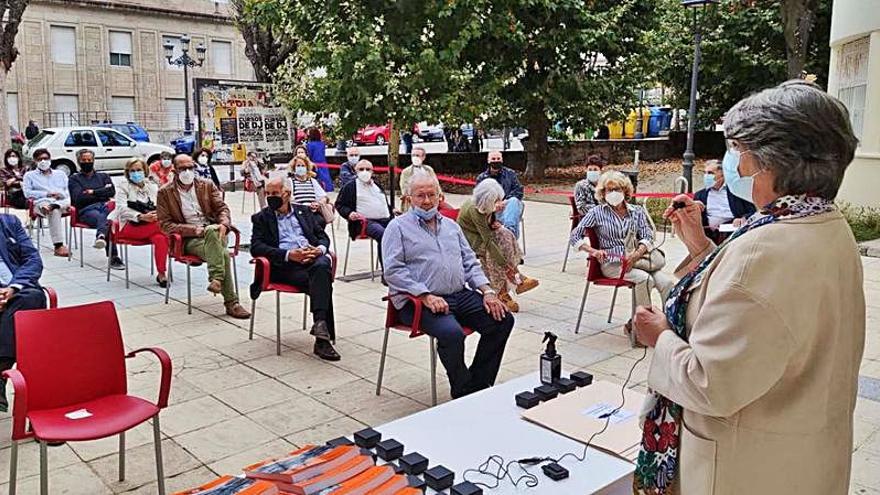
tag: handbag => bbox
[623,211,666,272]
[318,202,336,224]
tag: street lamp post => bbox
[680,0,717,192]
[163,35,206,136]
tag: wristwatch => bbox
[482,289,497,297]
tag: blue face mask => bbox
[721,148,759,204]
[129,171,145,184]
[703,174,715,190]
[412,206,438,221]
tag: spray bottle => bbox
[540,332,562,385]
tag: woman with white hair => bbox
[458,178,539,312]
[570,170,674,337]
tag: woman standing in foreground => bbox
[633,80,865,494]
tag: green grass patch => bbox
[840,203,880,242]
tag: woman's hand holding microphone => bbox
[664,194,711,257]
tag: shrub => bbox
[839,203,880,242]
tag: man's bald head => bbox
[265,177,292,195]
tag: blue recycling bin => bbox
[647,107,664,137]
[659,107,673,133]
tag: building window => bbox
[211,40,233,75]
[51,26,76,65]
[110,96,135,123]
[162,35,183,70]
[53,95,80,126]
[109,31,132,67]
[165,98,186,129]
[7,93,19,131]
[836,37,869,141]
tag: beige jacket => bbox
[648,211,865,494]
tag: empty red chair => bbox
[375,294,473,406]
[248,253,338,355]
[68,200,115,267]
[4,301,171,495]
[573,227,637,339]
[164,226,241,314]
[561,195,583,272]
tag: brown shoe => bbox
[225,301,251,319]
[515,276,540,295]
[499,292,519,313]
[53,245,70,257]
[206,279,222,294]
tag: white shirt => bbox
[244,160,265,184]
[706,185,735,227]
[178,186,207,226]
[356,180,390,220]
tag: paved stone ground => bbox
[1,191,879,494]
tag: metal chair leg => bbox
[79,228,83,267]
[562,242,572,272]
[575,281,591,334]
[520,217,526,255]
[186,264,192,315]
[275,291,282,356]
[375,326,391,396]
[124,244,130,289]
[429,337,438,406]
[248,298,257,340]
[9,440,18,495]
[232,257,239,299]
[119,432,126,481]
[153,416,166,495]
[343,237,351,276]
[150,245,155,275]
[302,295,308,331]
[369,241,375,281]
[608,286,619,323]
[106,241,113,282]
[330,225,337,249]
[629,287,637,346]
[39,440,47,495]
[164,258,172,305]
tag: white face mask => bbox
[586,170,600,183]
[411,156,423,167]
[177,169,195,185]
[348,155,360,164]
[37,159,51,171]
[294,165,307,177]
[7,157,19,167]
[357,170,372,183]
[605,190,625,207]
[197,155,209,166]
[161,159,172,168]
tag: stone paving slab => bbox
[1,191,878,494]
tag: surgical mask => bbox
[348,155,360,164]
[177,169,195,185]
[412,156,423,166]
[704,174,716,190]
[294,165,307,177]
[722,148,759,203]
[7,157,18,167]
[586,170,600,183]
[197,155,209,166]
[267,195,284,211]
[357,170,372,183]
[413,205,438,221]
[161,159,172,168]
[129,171,145,184]
[79,162,95,174]
[605,191,625,206]
[37,159,51,171]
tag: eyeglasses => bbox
[412,192,439,201]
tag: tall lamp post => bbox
[680,0,717,192]
[163,35,206,136]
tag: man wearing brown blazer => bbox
[157,154,250,319]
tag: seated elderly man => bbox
[157,154,250,319]
[335,159,394,248]
[695,159,756,241]
[250,178,340,361]
[23,148,70,257]
[383,170,514,399]
[476,150,524,238]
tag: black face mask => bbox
[489,163,502,172]
[79,162,95,174]
[267,195,284,211]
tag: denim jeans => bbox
[497,197,523,239]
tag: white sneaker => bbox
[94,237,106,250]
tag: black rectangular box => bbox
[376,439,404,461]
[354,428,381,448]
[515,391,541,409]
[425,465,455,491]
[555,377,577,394]
[571,371,593,387]
[399,452,429,475]
[534,384,559,401]
[326,436,353,447]
[407,475,427,490]
[451,481,483,495]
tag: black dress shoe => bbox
[309,320,332,341]
[109,257,126,270]
[314,340,341,361]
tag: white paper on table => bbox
[64,409,92,420]
[719,223,737,233]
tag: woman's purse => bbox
[623,212,666,272]
[318,202,335,224]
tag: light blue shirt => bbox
[277,209,310,251]
[23,169,69,202]
[0,258,12,287]
[382,211,490,309]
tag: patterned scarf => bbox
[633,194,835,494]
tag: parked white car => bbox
[23,127,175,176]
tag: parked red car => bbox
[352,124,390,146]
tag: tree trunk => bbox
[781,0,819,78]
[523,104,550,179]
[0,70,9,148]
[388,120,400,209]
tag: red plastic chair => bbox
[26,199,71,251]
[561,195,583,273]
[3,301,171,495]
[241,178,257,213]
[573,227,637,337]
[163,226,241,314]
[68,200,115,267]
[248,253,338,355]
[342,219,380,281]
[106,219,158,289]
[439,207,460,221]
[375,294,474,406]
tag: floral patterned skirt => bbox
[478,227,522,294]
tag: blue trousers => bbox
[78,202,117,256]
[399,289,514,398]
[497,197,523,239]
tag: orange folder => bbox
[245,445,360,485]
[284,455,375,495]
[364,474,408,495]
[173,475,279,495]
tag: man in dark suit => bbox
[694,160,756,242]
[0,214,46,411]
[251,178,340,361]
[334,159,394,247]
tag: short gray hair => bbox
[473,179,504,214]
[76,149,95,161]
[406,168,441,196]
[724,79,859,200]
[704,160,721,172]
